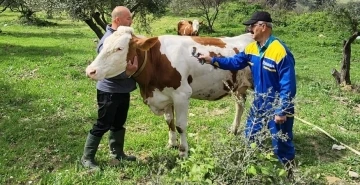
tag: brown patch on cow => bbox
[209,51,219,57]
[187,75,193,84]
[192,37,226,48]
[178,20,198,36]
[128,36,182,101]
[215,71,240,100]
[233,47,240,54]
[167,106,176,132]
[176,126,183,134]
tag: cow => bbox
[85,26,254,158]
[177,19,202,36]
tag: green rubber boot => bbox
[109,129,136,161]
[81,133,102,170]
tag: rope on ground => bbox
[295,116,360,156]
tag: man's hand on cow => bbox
[274,115,287,124]
[125,56,138,77]
[197,54,212,64]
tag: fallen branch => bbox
[295,116,360,156]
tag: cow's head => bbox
[191,19,200,36]
[86,26,158,80]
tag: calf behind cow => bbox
[86,26,254,157]
[177,19,202,36]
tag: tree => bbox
[170,0,229,33]
[0,0,36,21]
[332,32,360,86]
[1,0,64,24]
[62,0,170,38]
[246,0,296,10]
[312,0,336,10]
[329,2,360,86]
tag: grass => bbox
[1,8,360,184]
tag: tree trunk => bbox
[84,19,104,39]
[92,12,106,31]
[332,31,359,85]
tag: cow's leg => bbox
[173,91,191,158]
[163,105,177,148]
[230,89,247,135]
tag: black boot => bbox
[109,129,136,161]
[81,133,102,170]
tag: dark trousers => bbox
[90,90,130,137]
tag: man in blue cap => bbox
[199,11,297,178]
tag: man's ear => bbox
[133,37,158,51]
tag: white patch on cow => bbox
[192,19,200,33]
[86,26,134,80]
[145,88,175,115]
[163,106,177,147]
[157,33,253,100]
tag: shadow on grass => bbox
[296,74,315,83]
[0,79,93,184]
[2,30,90,39]
[0,43,90,60]
[0,80,42,166]
[294,132,351,166]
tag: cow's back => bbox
[156,34,254,100]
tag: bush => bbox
[218,1,263,28]
[285,11,338,33]
[146,90,326,184]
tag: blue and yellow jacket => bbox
[211,35,296,116]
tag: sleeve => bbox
[211,50,250,70]
[274,54,297,116]
[97,43,104,54]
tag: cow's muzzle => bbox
[85,66,97,79]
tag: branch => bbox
[344,31,360,48]
[130,2,141,13]
[1,3,11,13]
[331,68,341,84]
[295,116,360,156]
[91,12,106,30]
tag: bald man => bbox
[81,6,138,170]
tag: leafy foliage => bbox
[169,0,229,33]
[246,0,297,10]
[327,1,360,33]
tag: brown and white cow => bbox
[86,26,254,157]
[177,19,202,36]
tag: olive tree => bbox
[170,0,229,33]
[330,2,360,85]
[61,0,170,38]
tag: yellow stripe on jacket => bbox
[264,40,287,64]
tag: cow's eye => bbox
[117,47,123,51]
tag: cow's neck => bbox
[132,49,147,78]
[132,48,151,85]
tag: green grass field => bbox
[1,7,360,184]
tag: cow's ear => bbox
[199,21,204,25]
[134,37,158,51]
